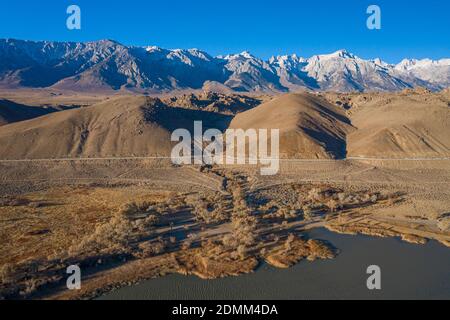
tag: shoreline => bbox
[41,222,450,301]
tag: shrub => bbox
[327,199,338,213]
[181,240,192,250]
[237,245,247,260]
[437,217,450,232]
[68,204,151,256]
[0,264,14,284]
[153,240,166,255]
[337,193,346,203]
[260,248,267,257]
[307,188,322,201]
[303,206,313,220]
[284,234,295,251]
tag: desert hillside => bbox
[0,99,58,126]
[0,96,231,159]
[0,90,450,160]
[229,92,353,159]
[344,90,450,158]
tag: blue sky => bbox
[0,0,448,63]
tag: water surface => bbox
[100,228,450,300]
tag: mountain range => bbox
[0,39,449,93]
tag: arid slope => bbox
[346,90,450,158]
[0,96,231,159]
[229,92,353,158]
[0,99,58,126]
[1,90,450,160]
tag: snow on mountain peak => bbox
[0,39,448,93]
[239,51,254,59]
[269,54,307,69]
[146,46,163,53]
[329,49,356,59]
[221,51,258,61]
[396,58,450,71]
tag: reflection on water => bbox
[99,228,450,300]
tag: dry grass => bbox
[0,186,180,298]
[0,163,449,300]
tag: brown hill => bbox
[2,90,449,161]
[0,96,231,159]
[347,92,450,158]
[0,99,58,126]
[228,92,353,159]
[442,87,450,100]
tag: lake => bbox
[99,228,450,300]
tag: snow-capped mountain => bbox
[220,51,286,92]
[302,50,409,92]
[395,58,450,89]
[0,39,449,93]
